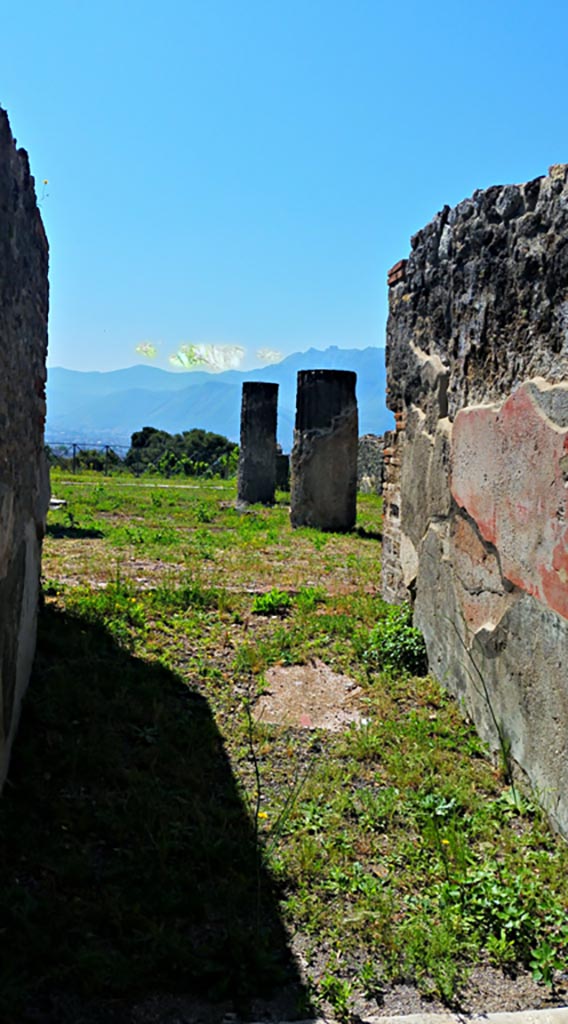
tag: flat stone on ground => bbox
[253,659,363,731]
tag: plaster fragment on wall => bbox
[450,514,518,636]
[451,379,568,620]
[400,532,419,588]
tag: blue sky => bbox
[3,0,568,372]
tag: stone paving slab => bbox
[261,1011,568,1024]
[361,1011,568,1024]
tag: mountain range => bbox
[45,346,392,452]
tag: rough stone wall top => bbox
[387,165,568,422]
[0,108,49,785]
[0,110,49,481]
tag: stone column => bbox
[275,449,290,491]
[290,370,358,531]
[237,382,278,504]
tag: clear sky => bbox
[3,0,568,372]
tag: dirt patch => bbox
[253,658,364,731]
[42,544,186,589]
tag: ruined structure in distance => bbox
[357,433,383,494]
[0,110,49,788]
[383,166,568,836]
[291,370,358,531]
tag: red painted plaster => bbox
[451,381,568,621]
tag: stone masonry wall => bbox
[383,165,568,835]
[357,434,384,494]
[0,109,49,787]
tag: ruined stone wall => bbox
[0,110,49,787]
[357,434,384,494]
[383,165,568,835]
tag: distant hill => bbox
[46,346,393,451]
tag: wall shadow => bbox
[0,606,310,1022]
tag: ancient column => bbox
[237,382,278,504]
[290,370,358,531]
[275,448,290,491]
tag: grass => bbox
[1,468,567,1020]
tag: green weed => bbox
[319,973,353,1020]
[252,589,292,615]
[64,579,146,647]
[364,603,428,675]
[295,585,326,612]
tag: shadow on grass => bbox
[46,524,105,540]
[353,526,382,542]
[0,606,309,1022]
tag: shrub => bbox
[364,603,428,675]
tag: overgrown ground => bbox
[1,469,567,1022]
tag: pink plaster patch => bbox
[451,381,568,621]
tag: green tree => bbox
[125,426,238,477]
